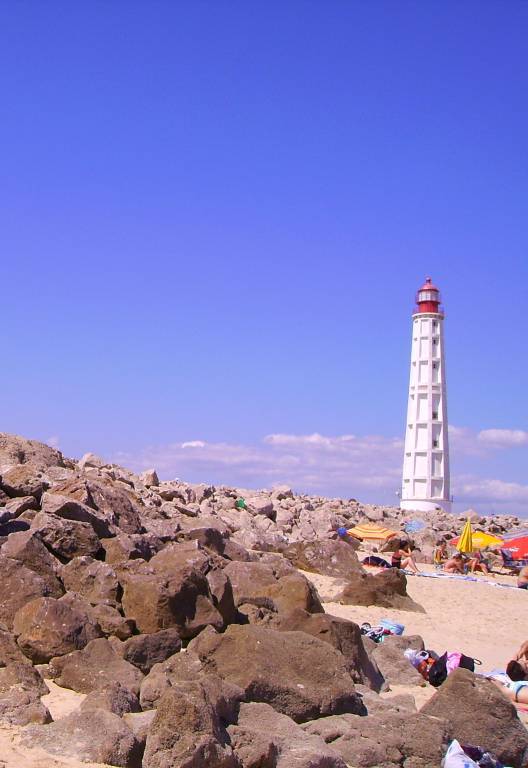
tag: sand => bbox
[0,564,525,767]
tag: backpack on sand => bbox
[429,652,482,688]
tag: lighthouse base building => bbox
[400,278,452,515]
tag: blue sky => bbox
[1,2,527,515]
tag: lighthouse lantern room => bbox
[400,277,452,514]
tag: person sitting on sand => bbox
[492,678,528,704]
[391,539,420,574]
[433,540,448,567]
[518,565,528,590]
[468,549,491,576]
[443,552,466,574]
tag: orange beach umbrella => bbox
[347,522,397,542]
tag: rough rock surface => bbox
[274,609,384,691]
[22,709,142,767]
[13,596,102,663]
[369,634,427,687]
[62,555,120,606]
[50,637,144,695]
[189,624,364,722]
[143,679,242,768]
[229,701,347,768]
[118,629,182,674]
[339,568,425,612]
[421,668,528,768]
[30,511,102,560]
[303,710,451,768]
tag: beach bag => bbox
[443,740,479,768]
[429,652,482,688]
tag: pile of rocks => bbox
[0,432,525,768]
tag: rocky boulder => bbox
[224,560,323,615]
[51,476,143,534]
[62,556,120,606]
[80,681,141,716]
[143,677,243,768]
[339,568,425,612]
[50,637,144,695]
[0,463,49,499]
[421,668,528,768]
[284,539,362,578]
[1,529,63,590]
[22,709,142,767]
[0,555,64,629]
[0,432,65,470]
[118,629,182,674]
[274,609,384,691]
[30,511,102,560]
[303,710,450,768]
[13,596,102,663]
[369,634,426,687]
[189,624,364,722]
[122,566,223,637]
[41,491,114,538]
[229,701,347,768]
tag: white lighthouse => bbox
[400,277,451,514]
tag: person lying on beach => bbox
[391,540,420,574]
[518,565,528,590]
[443,552,466,574]
[492,677,528,704]
[506,640,528,681]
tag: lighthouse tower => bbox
[400,277,451,514]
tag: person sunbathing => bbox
[391,540,420,574]
[443,552,466,573]
[506,640,528,681]
[518,565,528,590]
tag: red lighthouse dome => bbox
[415,277,443,315]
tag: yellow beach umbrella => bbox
[347,522,397,542]
[457,518,473,553]
[470,531,503,550]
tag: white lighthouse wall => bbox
[401,312,451,514]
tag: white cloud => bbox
[181,440,207,449]
[477,429,528,448]
[115,426,528,516]
[454,475,528,504]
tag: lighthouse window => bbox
[432,411,438,420]
[433,439,439,448]
[432,363,437,369]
